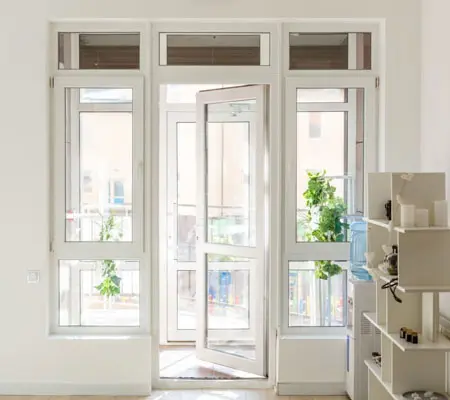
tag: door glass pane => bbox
[64,88,133,242]
[177,123,197,262]
[177,270,196,330]
[288,261,347,327]
[296,88,365,242]
[289,32,371,70]
[206,102,255,246]
[165,34,261,66]
[206,254,254,360]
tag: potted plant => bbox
[96,215,123,308]
[303,170,349,280]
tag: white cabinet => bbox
[346,279,377,400]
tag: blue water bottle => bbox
[349,220,371,280]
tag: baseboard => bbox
[276,382,346,396]
[0,383,151,396]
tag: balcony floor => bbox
[159,345,262,379]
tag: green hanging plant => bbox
[303,170,349,280]
[95,215,123,298]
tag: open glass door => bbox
[195,85,267,376]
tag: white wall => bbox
[421,0,450,321]
[276,337,346,395]
[0,0,421,393]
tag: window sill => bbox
[279,333,346,340]
[48,333,151,340]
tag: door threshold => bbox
[154,378,271,390]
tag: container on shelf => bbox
[434,200,448,227]
[400,204,416,227]
[415,209,429,227]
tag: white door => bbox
[195,85,267,376]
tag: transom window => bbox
[289,32,372,70]
[159,33,270,66]
[58,33,141,70]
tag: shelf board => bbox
[365,218,391,229]
[390,332,450,352]
[379,275,450,293]
[380,274,397,284]
[365,359,401,400]
[395,226,450,233]
[364,312,450,351]
[364,312,386,333]
[365,218,450,233]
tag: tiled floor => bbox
[0,392,349,400]
[160,346,262,379]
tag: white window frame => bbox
[281,21,379,336]
[50,21,150,335]
[282,76,377,335]
[50,74,147,334]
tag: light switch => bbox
[27,270,40,283]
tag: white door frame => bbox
[152,27,280,389]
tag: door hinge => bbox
[49,77,54,88]
[49,241,53,252]
[375,77,380,88]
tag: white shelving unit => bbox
[364,172,450,400]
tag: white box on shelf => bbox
[415,209,429,227]
[433,200,448,227]
[400,204,415,227]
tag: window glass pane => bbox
[165,34,261,66]
[288,261,347,327]
[59,260,139,327]
[59,33,140,70]
[177,122,197,262]
[64,88,133,242]
[289,33,371,70]
[206,254,254,359]
[297,88,347,103]
[296,88,365,242]
[206,101,256,246]
[80,88,132,103]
